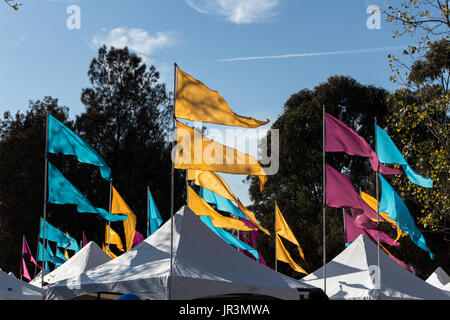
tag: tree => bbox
[247,76,395,278]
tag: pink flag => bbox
[325,113,403,175]
[132,230,145,247]
[238,218,267,266]
[82,231,88,247]
[326,164,385,222]
[22,236,39,268]
[20,258,31,281]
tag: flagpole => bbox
[20,235,24,280]
[107,182,112,254]
[147,185,150,237]
[41,111,49,292]
[375,117,381,295]
[342,208,346,247]
[274,202,277,272]
[169,62,178,300]
[322,104,327,295]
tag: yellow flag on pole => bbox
[105,224,124,252]
[276,234,308,274]
[187,169,270,235]
[102,243,118,259]
[275,204,305,260]
[187,186,256,232]
[174,121,268,191]
[175,67,269,128]
[111,186,136,252]
[360,191,404,243]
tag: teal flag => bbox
[55,248,68,267]
[37,242,66,266]
[39,218,71,248]
[48,114,112,182]
[378,174,434,260]
[47,162,127,222]
[199,215,259,261]
[376,125,433,188]
[199,187,248,220]
[147,188,163,237]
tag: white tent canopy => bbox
[0,270,42,300]
[300,235,450,300]
[30,241,111,288]
[426,267,450,295]
[45,206,315,300]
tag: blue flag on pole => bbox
[147,188,163,237]
[39,217,71,248]
[199,187,248,220]
[199,215,259,261]
[378,174,434,260]
[37,242,66,267]
[48,114,112,182]
[376,125,433,188]
[47,162,127,222]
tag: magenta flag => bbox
[20,258,31,281]
[238,218,267,266]
[133,230,145,247]
[326,164,385,222]
[82,231,88,247]
[22,236,39,268]
[325,113,402,175]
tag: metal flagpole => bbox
[147,185,150,237]
[107,182,112,255]
[322,104,327,295]
[342,208,346,246]
[20,235,24,280]
[41,112,49,292]
[375,117,381,294]
[274,202,277,272]
[169,62,178,300]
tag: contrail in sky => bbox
[217,45,406,62]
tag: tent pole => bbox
[322,104,327,295]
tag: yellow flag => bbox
[105,224,124,252]
[64,249,70,260]
[276,235,308,274]
[188,186,256,232]
[275,204,305,260]
[175,121,268,191]
[175,67,269,128]
[102,243,118,259]
[360,191,404,243]
[187,169,270,235]
[111,186,136,251]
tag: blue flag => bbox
[376,125,433,188]
[37,242,66,267]
[378,174,434,260]
[55,248,68,267]
[39,218,72,249]
[199,215,259,261]
[47,162,127,222]
[199,187,248,220]
[147,188,163,237]
[48,114,112,182]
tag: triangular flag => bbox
[275,204,305,260]
[175,67,269,128]
[111,186,136,251]
[105,224,124,252]
[276,235,308,274]
[147,188,163,237]
[102,243,118,259]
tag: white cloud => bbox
[186,0,279,24]
[91,27,177,56]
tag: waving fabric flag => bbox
[147,188,163,237]
[325,113,402,175]
[105,224,125,252]
[111,186,136,251]
[276,205,306,260]
[325,164,385,222]
[175,67,269,128]
[238,218,267,266]
[376,125,433,188]
[22,236,39,268]
[20,258,31,281]
[175,121,268,191]
[378,174,434,260]
[200,187,248,220]
[37,241,66,266]
[276,235,308,274]
[199,215,259,261]
[188,186,256,232]
[133,230,145,247]
[47,162,127,222]
[48,114,112,182]
[39,218,72,249]
[188,170,269,235]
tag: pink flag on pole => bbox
[22,236,39,268]
[83,231,88,247]
[20,258,31,281]
[132,230,145,247]
[325,113,403,175]
[326,164,385,222]
[238,218,267,266]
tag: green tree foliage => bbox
[248,76,395,279]
[0,47,182,274]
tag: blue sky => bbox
[0,0,408,206]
